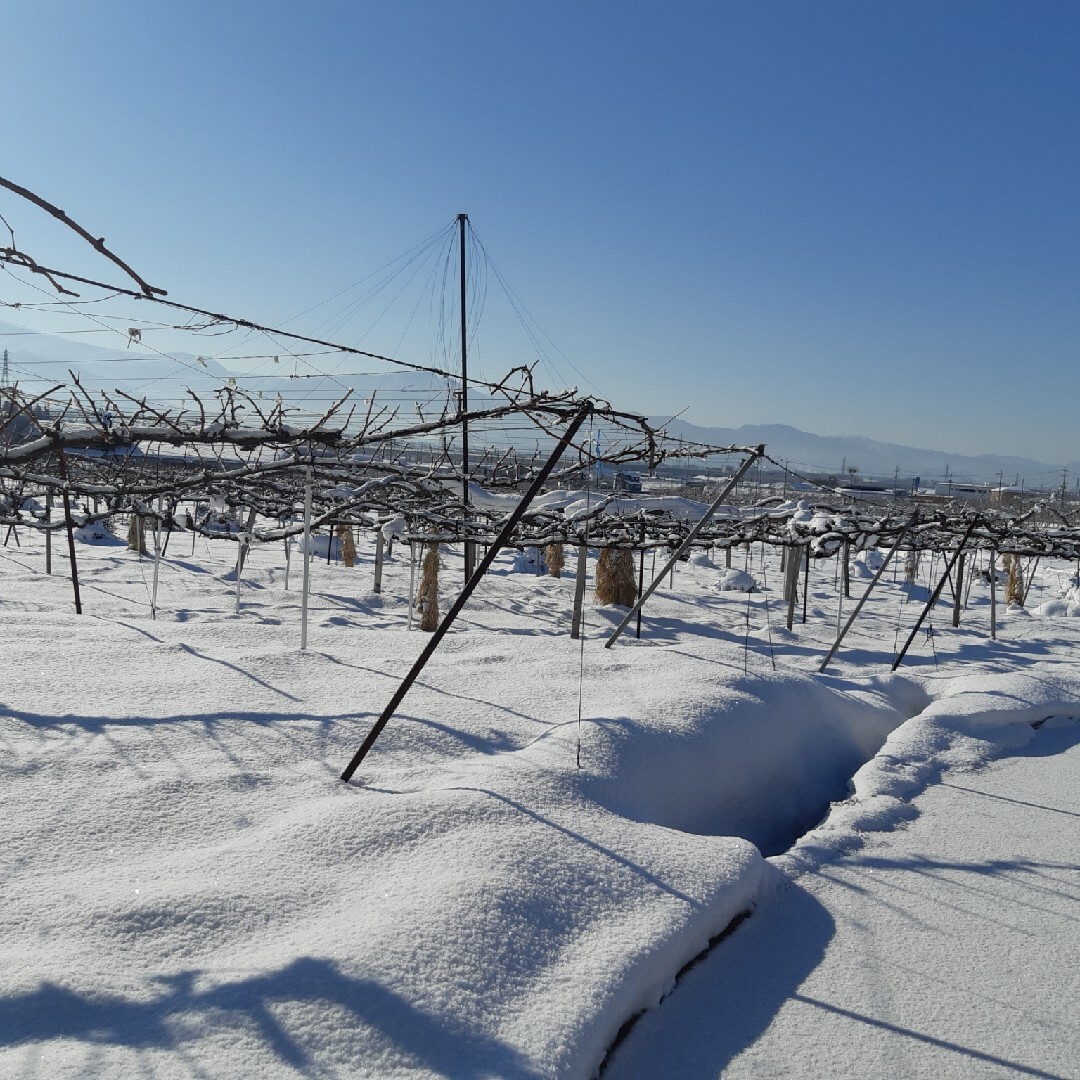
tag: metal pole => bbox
[151,498,162,619]
[989,549,997,639]
[892,518,979,671]
[570,544,588,639]
[819,512,918,672]
[458,212,474,581]
[802,543,810,623]
[951,551,965,627]
[635,526,646,639]
[341,403,592,782]
[786,545,801,630]
[57,452,82,615]
[44,491,52,575]
[605,447,763,648]
[300,466,312,651]
[373,529,385,594]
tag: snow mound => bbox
[715,569,756,592]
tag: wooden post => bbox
[725,544,732,569]
[373,529,385,594]
[951,551,965,627]
[284,533,292,590]
[571,544,588,639]
[842,540,850,598]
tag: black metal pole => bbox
[819,512,917,673]
[57,452,82,615]
[605,447,763,648]
[635,524,646,639]
[892,518,979,671]
[458,212,473,580]
[341,403,593,782]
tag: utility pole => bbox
[458,213,474,579]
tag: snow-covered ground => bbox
[2,523,1078,1078]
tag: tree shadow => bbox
[0,957,540,1078]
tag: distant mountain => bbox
[654,419,1062,486]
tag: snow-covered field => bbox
[2,522,1078,1078]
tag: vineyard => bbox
[3,179,1079,1078]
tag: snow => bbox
[2,522,1078,1077]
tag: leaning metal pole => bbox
[604,446,763,649]
[340,403,593,783]
[892,517,980,671]
[819,511,918,673]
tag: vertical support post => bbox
[234,533,244,614]
[842,540,850,598]
[458,212,474,581]
[989,550,997,640]
[373,529,385,594]
[952,551,965,627]
[45,491,53,575]
[284,533,292,590]
[635,528,646,640]
[56,452,82,615]
[151,498,162,619]
[725,544,732,569]
[406,541,417,631]
[802,544,810,624]
[786,545,801,630]
[571,544,588,639]
[300,466,312,652]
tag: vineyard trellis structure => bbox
[5,175,1080,772]
[4,172,1079,565]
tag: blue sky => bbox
[2,1,1078,463]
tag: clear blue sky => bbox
[3,1,1078,463]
